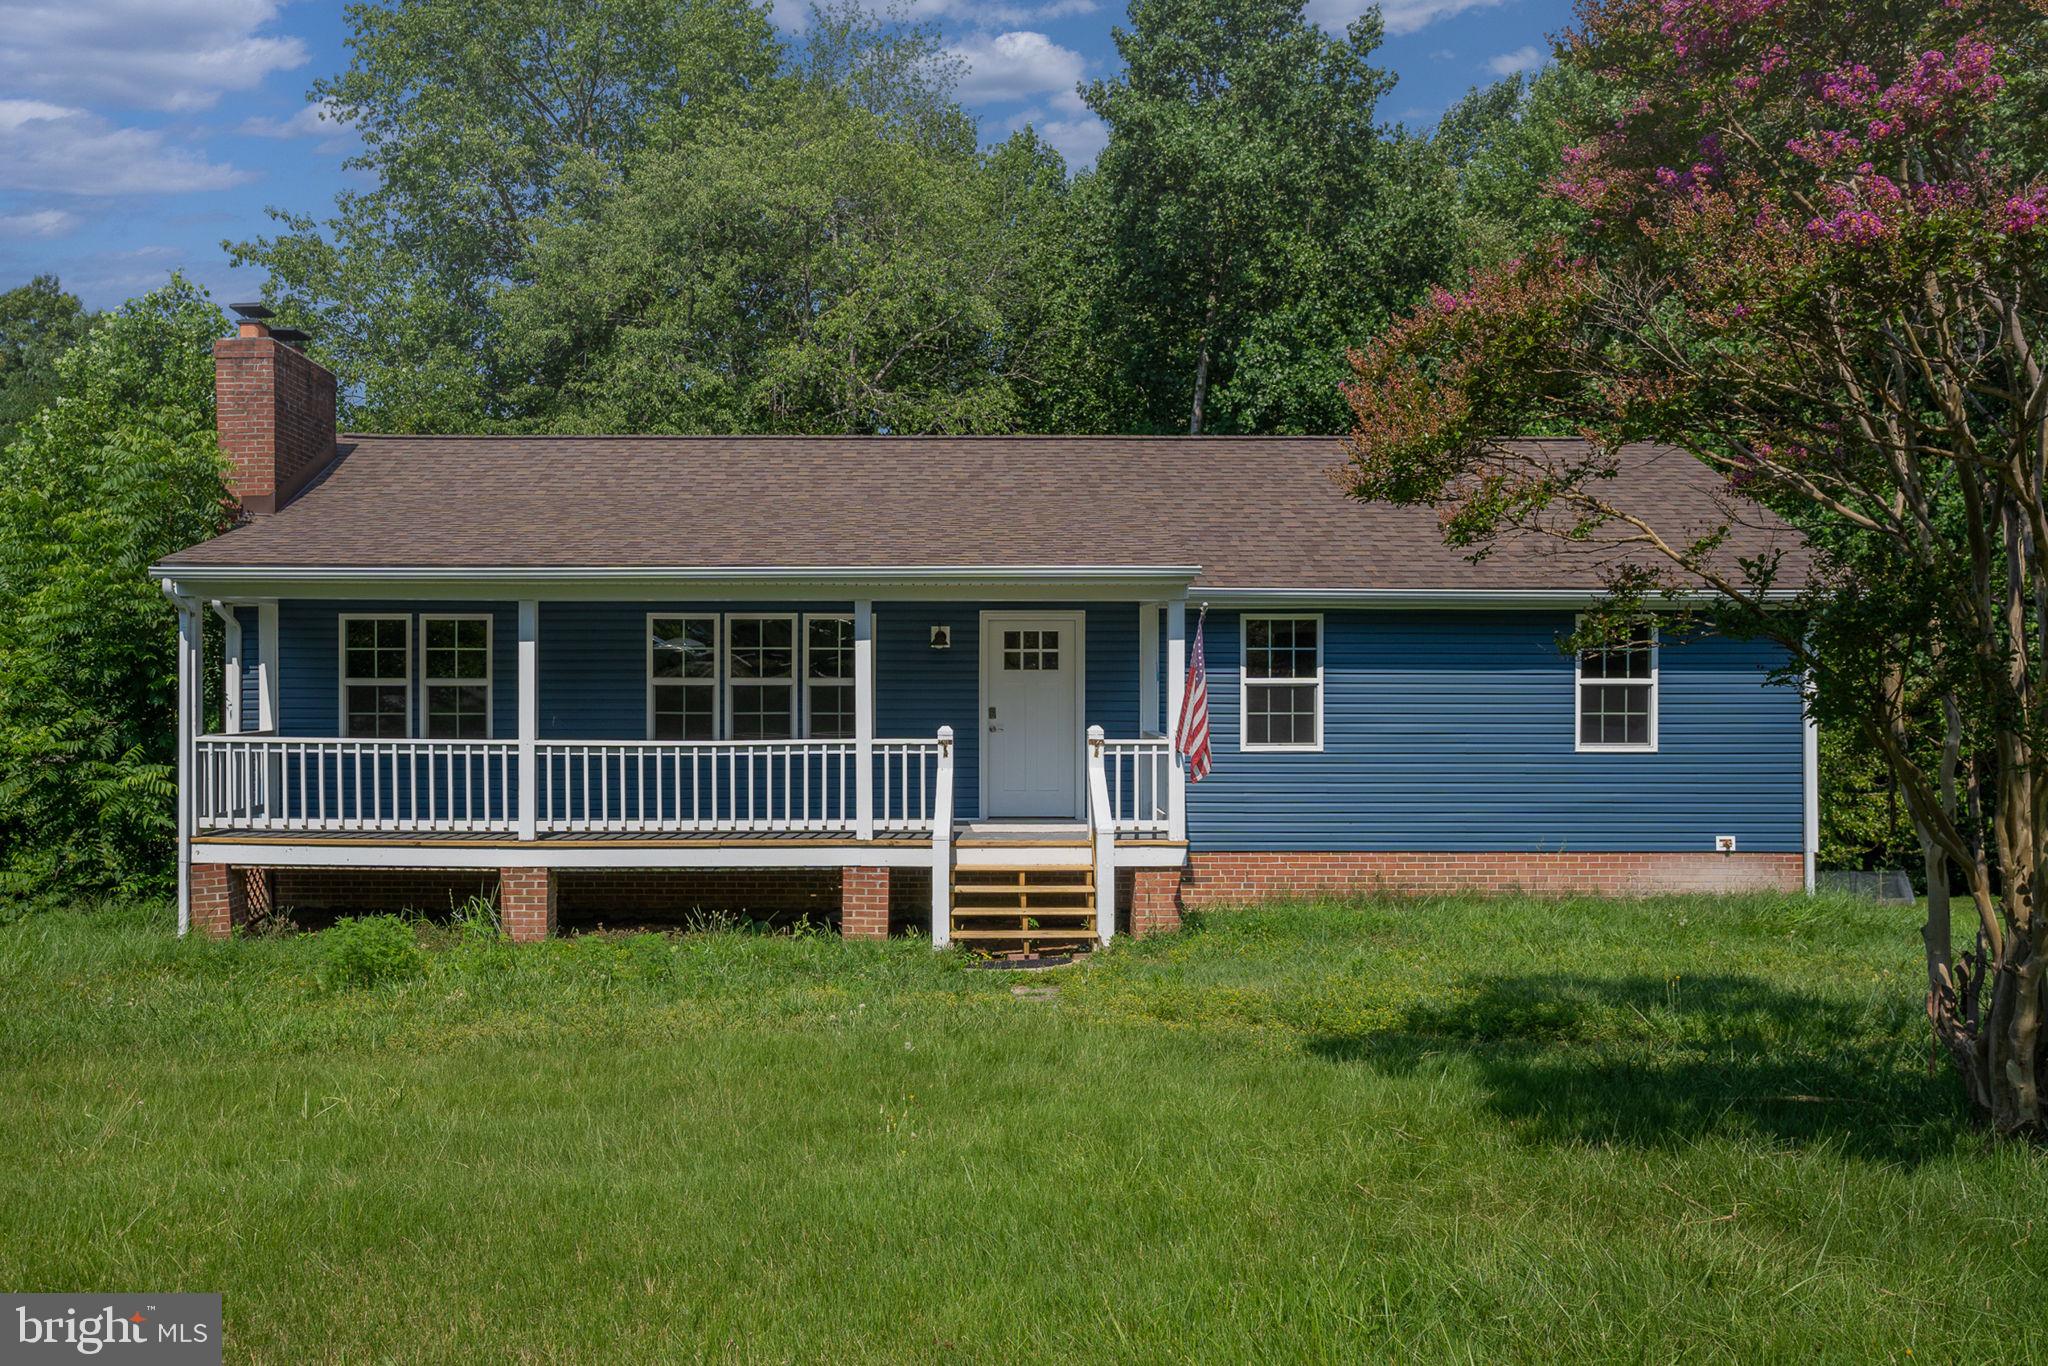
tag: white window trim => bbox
[1238,613,1325,753]
[802,613,856,739]
[337,612,413,739]
[645,611,721,741]
[1573,615,1660,753]
[724,612,799,741]
[418,613,494,740]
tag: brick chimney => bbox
[214,303,337,516]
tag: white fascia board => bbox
[1195,587,1805,610]
[190,841,939,869]
[151,564,1203,602]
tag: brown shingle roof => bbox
[155,434,1805,591]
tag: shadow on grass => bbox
[1308,972,1971,1163]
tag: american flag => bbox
[1175,611,1212,783]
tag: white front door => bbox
[982,613,1083,818]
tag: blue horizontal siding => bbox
[264,598,1800,852]
[234,606,260,730]
[1188,610,1803,853]
[278,600,518,738]
[875,601,1137,821]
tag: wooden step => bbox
[949,859,1102,953]
[950,928,1099,943]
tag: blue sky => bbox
[0,0,1569,310]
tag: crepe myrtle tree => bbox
[1341,0,2048,1132]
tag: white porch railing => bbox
[533,737,946,836]
[194,735,517,833]
[1100,735,1173,836]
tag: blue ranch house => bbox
[151,311,1815,946]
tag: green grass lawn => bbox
[2,893,2041,1362]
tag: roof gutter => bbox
[147,563,1208,600]
[1194,587,1807,610]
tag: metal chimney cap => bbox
[269,327,310,344]
[229,301,275,320]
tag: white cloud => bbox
[947,30,1087,105]
[0,100,251,195]
[0,0,306,113]
[0,207,80,238]
[1485,44,1544,77]
[1003,101,1106,169]
[1306,0,1511,37]
[238,99,358,155]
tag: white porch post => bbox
[931,725,955,947]
[855,599,875,841]
[518,600,538,841]
[1165,597,1187,843]
[255,600,280,731]
[171,589,202,937]
[1802,669,1819,895]
[1138,601,1160,735]
[1087,724,1116,944]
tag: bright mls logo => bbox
[5,1295,220,1364]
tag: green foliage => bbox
[0,275,92,451]
[1074,0,1463,433]
[1819,719,1917,873]
[1432,63,1608,267]
[0,278,228,905]
[231,0,783,430]
[318,913,427,989]
[504,87,1064,433]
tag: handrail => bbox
[193,735,516,833]
[1085,725,1116,943]
[1099,736,1172,836]
[193,732,953,841]
[930,726,955,947]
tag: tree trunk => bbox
[1188,290,1218,436]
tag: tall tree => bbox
[1343,0,2048,1131]
[1077,0,1458,434]
[230,0,782,430]
[502,90,1062,434]
[1433,62,1607,268]
[0,276,91,451]
[0,278,228,904]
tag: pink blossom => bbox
[1786,129,1862,166]
[2001,187,2048,235]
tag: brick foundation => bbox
[499,867,557,943]
[189,863,250,938]
[841,866,891,939]
[1129,867,1184,936]
[1178,850,1804,903]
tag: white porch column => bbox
[255,600,280,731]
[171,590,202,937]
[518,600,539,841]
[1138,601,1160,735]
[931,725,955,947]
[1802,671,1819,895]
[855,599,875,841]
[1165,597,1187,843]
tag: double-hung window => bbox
[1241,615,1322,750]
[340,615,411,738]
[726,615,797,740]
[649,615,719,740]
[1576,618,1658,750]
[421,615,492,738]
[804,616,856,739]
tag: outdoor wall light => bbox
[930,625,952,650]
